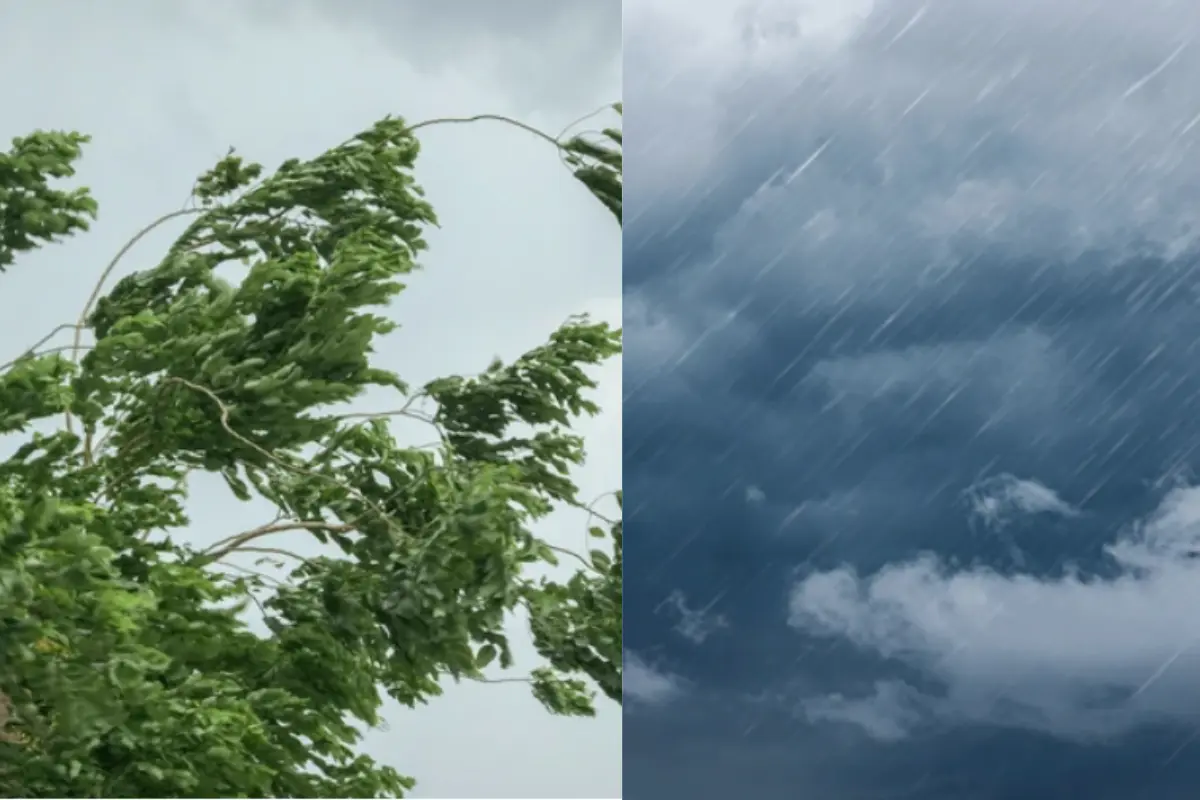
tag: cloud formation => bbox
[801,680,925,743]
[624,0,1200,796]
[965,474,1082,531]
[657,590,730,644]
[627,0,1200,319]
[626,652,689,707]
[791,482,1200,741]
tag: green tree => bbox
[0,105,622,797]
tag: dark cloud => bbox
[625,0,1200,797]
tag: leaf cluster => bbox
[0,107,622,797]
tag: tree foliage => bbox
[0,105,622,797]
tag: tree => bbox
[0,104,622,797]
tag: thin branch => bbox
[582,490,620,526]
[164,377,401,556]
[555,103,619,143]
[233,546,312,564]
[334,390,433,424]
[336,407,436,426]
[545,543,602,574]
[564,496,617,528]
[223,578,279,635]
[554,105,620,173]
[0,322,84,373]
[403,113,614,212]
[407,114,563,151]
[202,520,352,560]
[578,490,620,562]
[66,207,204,442]
[205,520,337,554]
[0,344,94,364]
[333,393,452,452]
[88,416,127,460]
[214,562,285,589]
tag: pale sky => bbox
[0,2,621,797]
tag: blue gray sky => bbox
[0,2,620,797]
[624,1,1200,797]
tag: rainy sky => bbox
[624,0,1200,797]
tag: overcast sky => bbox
[0,2,620,797]
[626,0,1200,798]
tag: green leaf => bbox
[589,550,612,572]
[475,644,497,669]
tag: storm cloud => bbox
[625,1,1200,797]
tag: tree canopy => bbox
[0,104,622,797]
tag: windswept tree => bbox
[0,105,622,797]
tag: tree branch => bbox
[164,377,399,533]
[0,322,84,373]
[555,103,619,143]
[201,520,353,561]
[66,207,205,447]
[564,496,617,527]
[544,543,603,574]
[235,546,312,563]
[407,114,562,150]
[214,561,285,589]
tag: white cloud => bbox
[745,485,768,504]
[789,481,1200,742]
[625,652,689,707]
[801,680,924,742]
[804,328,1079,435]
[657,590,730,644]
[0,2,619,797]
[965,473,1082,531]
